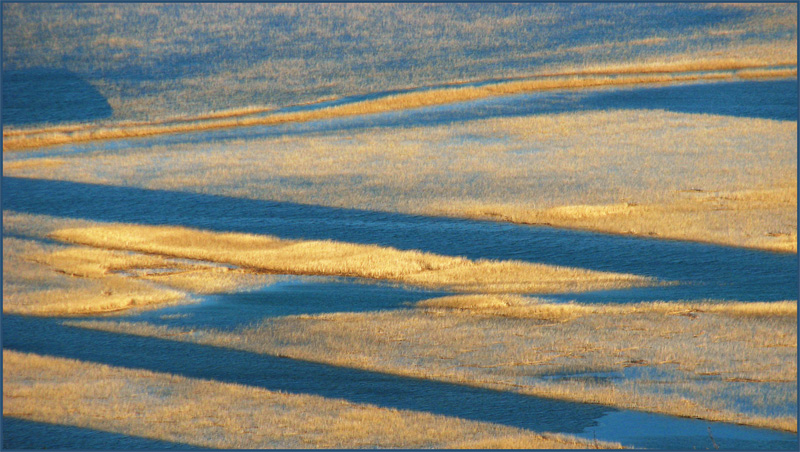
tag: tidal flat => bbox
[3,3,798,450]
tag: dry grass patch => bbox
[2,213,278,316]
[447,186,798,253]
[3,237,188,316]
[48,223,653,294]
[3,350,618,449]
[73,296,797,431]
[8,107,793,253]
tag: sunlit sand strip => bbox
[3,351,616,449]
[544,58,797,77]
[437,187,798,253]
[48,223,654,295]
[71,296,797,432]
[3,63,794,151]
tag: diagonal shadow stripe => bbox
[3,176,797,302]
[5,315,797,450]
[2,417,199,450]
[11,79,796,155]
[2,315,612,435]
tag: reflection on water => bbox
[2,417,198,450]
[4,315,796,450]
[4,176,797,302]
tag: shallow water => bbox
[3,315,797,450]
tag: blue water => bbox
[123,277,450,332]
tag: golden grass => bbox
[73,296,797,431]
[737,68,798,79]
[3,65,792,151]
[419,294,798,319]
[2,213,277,315]
[446,186,798,253]
[3,350,617,449]
[47,223,653,294]
[7,108,793,253]
[2,237,189,316]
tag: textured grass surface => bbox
[3,3,795,122]
[3,350,616,449]
[2,213,276,316]
[48,223,652,295]
[8,108,794,252]
[3,66,790,151]
[72,296,797,431]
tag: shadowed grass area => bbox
[72,296,796,432]
[2,65,794,151]
[47,223,653,295]
[3,350,616,449]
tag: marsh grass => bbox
[3,65,794,151]
[73,296,797,431]
[7,107,794,252]
[2,237,189,316]
[3,3,795,124]
[2,214,278,315]
[48,223,653,294]
[446,186,798,253]
[3,350,618,449]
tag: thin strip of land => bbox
[2,63,794,151]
